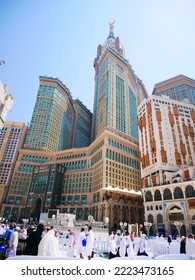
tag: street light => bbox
[64,214,69,229]
[22,218,29,227]
[104,217,109,229]
[133,223,143,237]
[144,222,152,236]
[88,215,95,226]
[174,221,182,237]
[119,222,127,233]
[0,217,5,223]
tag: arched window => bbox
[174,187,184,199]
[148,214,154,223]
[185,185,195,198]
[156,205,158,210]
[154,190,162,201]
[146,191,153,202]
[157,214,163,223]
[163,188,172,200]
[150,206,153,211]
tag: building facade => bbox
[72,99,92,148]
[1,128,144,229]
[0,23,145,229]
[138,94,195,235]
[152,75,195,105]
[2,24,195,235]
[0,122,27,208]
[91,21,147,142]
[23,76,75,152]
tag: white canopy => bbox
[101,185,142,197]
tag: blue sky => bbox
[0,0,195,124]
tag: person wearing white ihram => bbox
[0,224,6,237]
[84,226,95,260]
[38,228,61,257]
[77,227,86,259]
[137,234,148,256]
[68,230,76,257]
[126,232,134,257]
[119,234,127,257]
[108,233,117,259]
[186,233,195,255]
[8,227,20,257]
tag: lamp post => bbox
[144,222,152,236]
[0,217,5,223]
[119,222,127,234]
[139,224,143,237]
[64,214,69,229]
[29,217,34,225]
[104,217,109,230]
[88,215,95,227]
[174,221,182,238]
[22,218,29,227]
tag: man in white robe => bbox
[38,229,61,257]
[0,224,6,237]
[84,226,95,260]
[119,234,127,257]
[8,227,20,257]
[108,233,117,259]
[77,228,86,259]
[186,234,195,255]
[137,234,148,256]
[126,232,134,257]
[67,229,76,258]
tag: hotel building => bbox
[0,122,27,209]
[91,21,147,142]
[0,23,146,230]
[152,75,195,105]
[138,92,195,235]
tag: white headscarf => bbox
[108,234,117,255]
[38,229,61,256]
[139,234,148,253]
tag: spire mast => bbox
[108,20,115,38]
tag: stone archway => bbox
[167,204,186,237]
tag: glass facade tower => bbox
[91,22,148,141]
[24,76,75,152]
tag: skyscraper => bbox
[138,93,195,235]
[24,76,75,152]
[0,23,145,228]
[91,21,147,141]
[0,122,27,207]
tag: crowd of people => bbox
[1,222,195,260]
[0,222,95,260]
[107,231,195,259]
